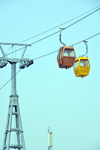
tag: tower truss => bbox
[0,43,33,150]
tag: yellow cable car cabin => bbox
[57,46,76,69]
[73,57,90,77]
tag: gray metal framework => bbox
[0,43,33,150]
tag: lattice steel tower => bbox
[0,43,33,150]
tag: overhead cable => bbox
[30,7,100,45]
[0,7,100,90]
[0,32,99,91]
[72,32,100,46]
[5,7,100,57]
[33,32,100,60]
[5,47,25,57]
[20,5,100,43]
[0,70,21,91]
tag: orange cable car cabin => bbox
[73,57,90,77]
[57,46,76,69]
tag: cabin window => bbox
[58,48,62,60]
[64,49,75,57]
[80,60,89,66]
[73,60,79,68]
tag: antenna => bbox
[48,127,53,150]
[0,42,33,150]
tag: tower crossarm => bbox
[0,57,30,63]
[0,42,31,46]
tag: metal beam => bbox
[0,42,31,46]
[0,57,30,63]
[21,46,27,59]
[0,45,5,57]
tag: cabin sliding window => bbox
[80,60,89,66]
[73,60,79,68]
[64,49,75,57]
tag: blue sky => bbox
[0,0,100,150]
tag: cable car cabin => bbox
[73,57,90,77]
[57,46,76,69]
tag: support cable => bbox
[5,5,100,55]
[71,32,100,46]
[33,32,100,60]
[20,5,100,43]
[30,7,100,46]
[0,32,100,91]
[0,70,21,91]
[4,7,100,57]
[5,47,26,57]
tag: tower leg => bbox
[2,95,26,150]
